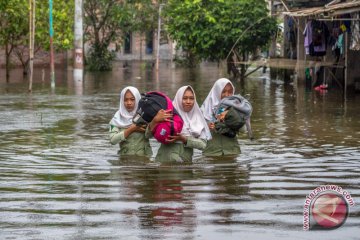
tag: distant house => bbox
[105,31,176,61]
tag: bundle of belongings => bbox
[213,94,253,140]
[133,91,183,144]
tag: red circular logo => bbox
[311,193,348,229]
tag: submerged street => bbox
[0,62,359,239]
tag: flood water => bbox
[0,62,359,239]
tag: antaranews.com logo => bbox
[303,185,355,230]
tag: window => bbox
[124,33,132,54]
[145,31,153,54]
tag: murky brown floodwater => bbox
[0,62,359,239]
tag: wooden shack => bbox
[276,0,360,93]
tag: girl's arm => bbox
[167,134,207,150]
[184,136,207,150]
[109,124,145,145]
[109,125,126,145]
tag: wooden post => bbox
[269,0,277,58]
[28,0,35,92]
[296,18,305,82]
[344,31,348,100]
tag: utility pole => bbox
[28,0,35,92]
[268,0,277,58]
[49,0,55,88]
[155,4,164,71]
[74,0,84,83]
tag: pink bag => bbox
[151,92,183,144]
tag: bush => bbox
[86,45,115,71]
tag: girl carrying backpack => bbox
[109,86,152,157]
[151,86,211,163]
[200,78,241,156]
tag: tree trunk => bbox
[226,52,241,79]
[239,52,248,80]
[139,33,143,61]
[5,42,11,79]
[14,47,29,75]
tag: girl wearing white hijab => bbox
[155,86,211,163]
[200,78,241,156]
[109,86,152,157]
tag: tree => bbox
[84,0,134,71]
[24,0,74,74]
[0,0,28,79]
[35,0,73,51]
[163,0,277,78]
[0,0,74,76]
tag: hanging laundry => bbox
[287,17,296,45]
[336,33,344,55]
[286,17,297,59]
[350,12,360,51]
[312,20,324,46]
[303,20,328,56]
[330,21,341,57]
[303,20,312,55]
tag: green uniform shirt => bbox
[109,124,152,157]
[145,127,206,163]
[203,130,240,156]
[155,137,206,163]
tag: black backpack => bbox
[132,92,184,144]
[133,92,168,124]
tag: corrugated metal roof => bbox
[276,0,332,10]
[283,1,360,17]
[277,0,333,8]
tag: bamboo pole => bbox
[155,4,163,71]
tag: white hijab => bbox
[200,78,235,122]
[173,86,212,140]
[110,86,141,128]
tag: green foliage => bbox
[35,0,74,51]
[0,0,28,48]
[163,0,277,66]
[0,0,74,51]
[131,0,158,33]
[0,0,29,75]
[35,0,75,51]
[0,0,74,75]
[87,44,115,71]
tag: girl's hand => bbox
[153,109,173,123]
[216,110,228,123]
[149,109,173,132]
[133,124,146,133]
[208,122,215,130]
[166,133,186,144]
[125,124,145,138]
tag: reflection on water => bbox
[0,62,359,239]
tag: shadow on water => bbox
[0,61,359,239]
